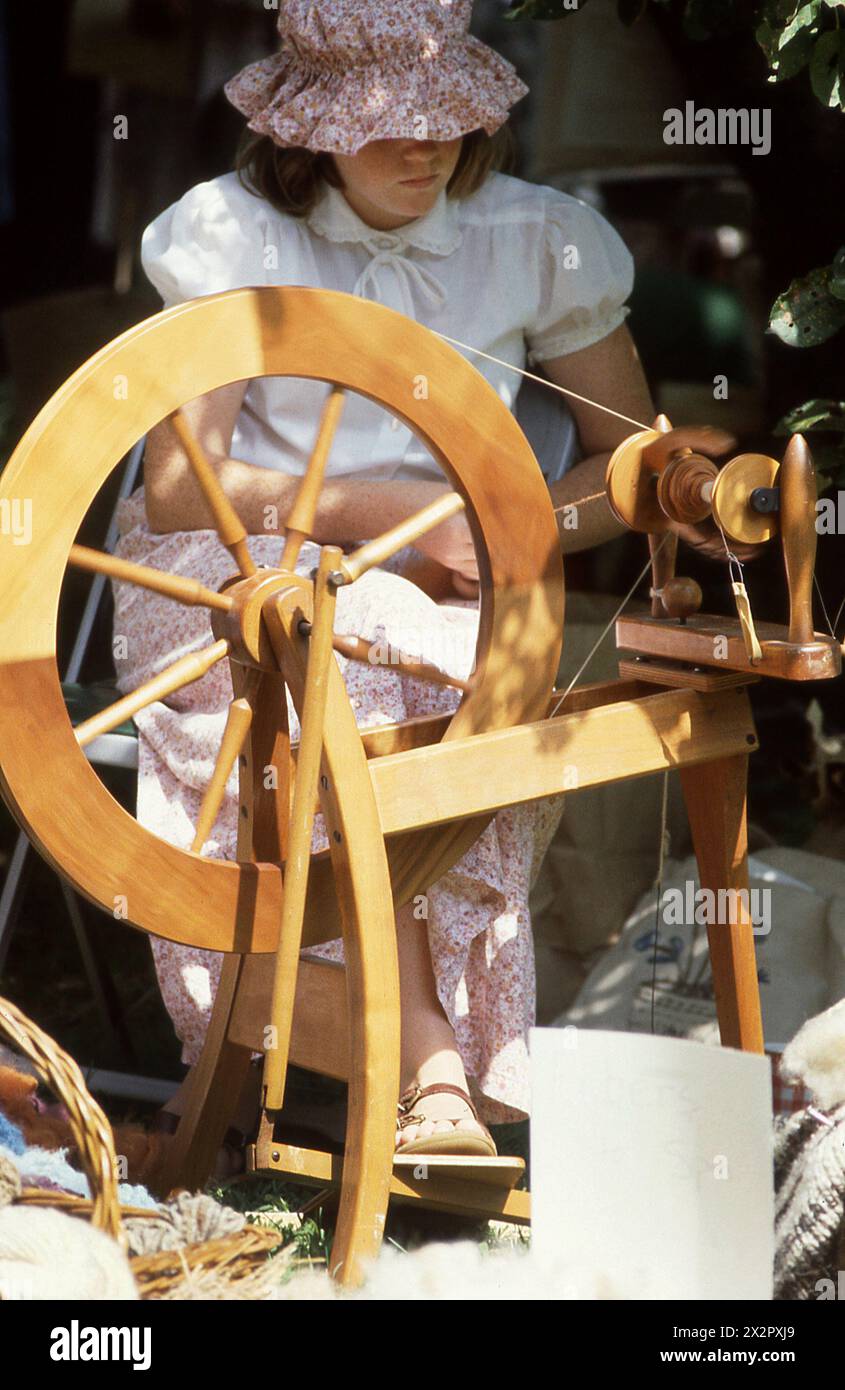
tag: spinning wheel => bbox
[0,287,562,1282]
[0,286,839,1286]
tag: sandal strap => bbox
[397,1082,480,1123]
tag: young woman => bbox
[113,0,660,1159]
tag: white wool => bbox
[0,1207,138,1300]
[271,1241,625,1301]
[780,998,845,1110]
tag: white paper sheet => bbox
[530,1028,774,1299]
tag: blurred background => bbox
[0,0,843,1106]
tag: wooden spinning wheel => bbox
[0,286,839,1287]
[0,286,562,1282]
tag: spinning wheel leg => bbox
[155,954,255,1195]
[265,583,401,1287]
[680,754,764,1053]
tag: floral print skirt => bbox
[111,489,565,1124]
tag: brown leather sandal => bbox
[395,1082,498,1158]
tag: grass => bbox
[207,1154,531,1277]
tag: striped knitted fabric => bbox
[774,1102,845,1300]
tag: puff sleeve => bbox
[140,176,266,308]
[525,194,634,365]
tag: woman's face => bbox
[331,136,463,230]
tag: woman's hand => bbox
[414,506,478,581]
[672,520,764,566]
[449,571,480,599]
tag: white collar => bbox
[306,181,463,256]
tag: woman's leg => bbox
[114,515,534,1141]
[393,900,489,1148]
[157,902,486,1151]
[205,900,487,1144]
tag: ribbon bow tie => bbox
[353,246,448,318]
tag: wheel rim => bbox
[0,286,563,952]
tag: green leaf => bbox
[770,420,845,491]
[780,0,822,45]
[769,263,845,345]
[775,26,818,79]
[810,29,845,108]
[802,440,845,491]
[756,0,822,80]
[774,399,845,433]
[756,0,807,62]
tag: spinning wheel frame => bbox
[0,286,564,960]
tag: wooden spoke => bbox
[330,630,469,692]
[69,544,234,613]
[338,491,466,585]
[74,639,230,748]
[281,387,346,571]
[191,696,254,854]
[262,548,341,1112]
[169,410,256,577]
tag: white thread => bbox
[432,331,652,432]
[548,535,669,719]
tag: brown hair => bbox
[233,124,517,218]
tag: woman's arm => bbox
[143,382,477,574]
[143,323,655,575]
[536,323,657,555]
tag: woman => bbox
[113,0,658,1158]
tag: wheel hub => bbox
[210,568,311,671]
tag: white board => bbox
[529,1028,774,1299]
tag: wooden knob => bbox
[780,433,817,645]
[659,576,703,620]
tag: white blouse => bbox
[141,169,634,483]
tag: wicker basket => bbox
[0,994,286,1298]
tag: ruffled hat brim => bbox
[224,37,529,155]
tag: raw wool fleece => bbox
[123,1192,246,1256]
[0,1062,175,1196]
[0,1206,138,1300]
[779,997,845,1111]
[269,1238,625,1301]
[773,1000,845,1300]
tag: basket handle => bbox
[0,995,126,1249]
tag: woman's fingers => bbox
[450,571,480,599]
[415,511,477,576]
[642,425,738,469]
[673,521,763,564]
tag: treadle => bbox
[617,612,841,681]
[392,1152,525,1187]
[245,1140,531,1224]
[618,656,760,692]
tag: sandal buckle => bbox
[397,1082,423,1126]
